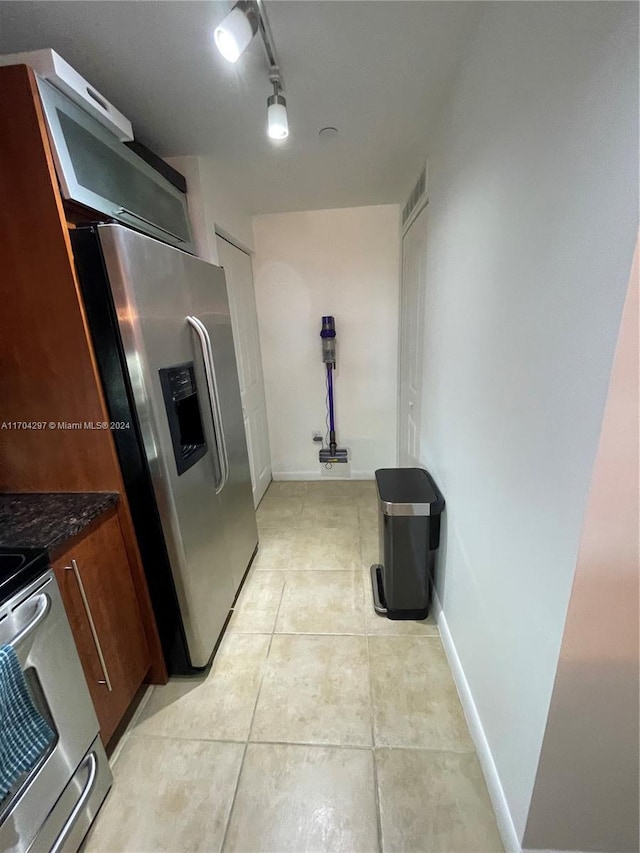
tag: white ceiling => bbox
[0,1,481,214]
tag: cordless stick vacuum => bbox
[319,316,348,465]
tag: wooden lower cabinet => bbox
[53,509,151,744]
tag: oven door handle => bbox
[10,593,51,649]
[49,751,98,853]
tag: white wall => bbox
[415,1,638,845]
[166,155,254,263]
[252,205,400,480]
[523,241,639,853]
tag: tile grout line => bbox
[217,728,249,850]
[126,732,376,750]
[124,730,477,755]
[363,565,385,853]
[371,745,384,853]
[218,582,286,853]
[270,570,288,636]
[365,644,385,853]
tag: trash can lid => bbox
[375,468,445,517]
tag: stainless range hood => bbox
[36,76,195,253]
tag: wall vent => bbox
[402,164,428,233]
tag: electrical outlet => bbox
[312,431,323,442]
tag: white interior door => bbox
[398,205,428,466]
[216,234,272,505]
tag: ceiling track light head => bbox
[214,0,259,63]
[266,63,287,139]
[267,90,286,109]
[266,86,288,140]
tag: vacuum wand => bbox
[326,362,337,455]
[319,316,348,464]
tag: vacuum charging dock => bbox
[319,447,349,464]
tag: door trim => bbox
[215,233,272,506]
[215,228,252,258]
[397,202,429,466]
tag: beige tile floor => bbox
[85,481,503,853]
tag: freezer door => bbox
[97,224,235,667]
[188,267,258,592]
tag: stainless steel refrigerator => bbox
[73,224,258,673]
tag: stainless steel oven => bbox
[0,562,112,852]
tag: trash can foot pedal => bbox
[370,565,387,616]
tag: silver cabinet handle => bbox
[187,315,230,494]
[10,593,51,649]
[66,559,113,692]
[49,751,98,853]
[116,206,184,244]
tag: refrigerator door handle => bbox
[199,315,230,492]
[187,315,229,494]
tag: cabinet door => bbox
[53,511,151,743]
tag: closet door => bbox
[216,234,272,505]
[398,205,428,466]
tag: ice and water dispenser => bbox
[159,362,208,476]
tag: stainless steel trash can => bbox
[370,468,445,620]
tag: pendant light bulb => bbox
[267,85,289,140]
[214,3,257,63]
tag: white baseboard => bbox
[522,849,591,853]
[433,592,522,853]
[272,470,374,481]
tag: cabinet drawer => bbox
[53,509,151,743]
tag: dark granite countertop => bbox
[0,492,119,557]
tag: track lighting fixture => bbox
[214,1,258,64]
[267,76,288,140]
[215,0,290,141]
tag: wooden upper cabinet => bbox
[52,509,151,744]
[0,65,168,694]
[0,64,115,491]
